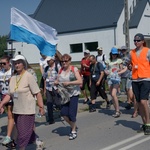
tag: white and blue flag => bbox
[10,7,58,56]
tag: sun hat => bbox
[84,49,90,54]
[111,47,118,54]
[45,56,55,61]
[11,55,27,69]
[97,47,103,51]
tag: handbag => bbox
[57,83,70,105]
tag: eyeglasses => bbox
[61,60,70,63]
[134,40,141,42]
[0,62,6,65]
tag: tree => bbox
[0,35,7,57]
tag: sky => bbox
[0,0,41,36]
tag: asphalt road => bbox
[0,95,150,150]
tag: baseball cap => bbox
[84,49,90,54]
[134,33,144,40]
[97,47,103,51]
[121,46,127,50]
[111,47,118,54]
[45,56,55,61]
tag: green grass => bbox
[34,68,42,85]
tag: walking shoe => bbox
[5,140,16,149]
[36,138,44,150]
[125,103,131,110]
[83,98,90,104]
[137,124,145,133]
[106,102,111,109]
[112,111,121,118]
[2,136,12,146]
[45,120,55,125]
[89,108,96,113]
[69,132,77,140]
[144,125,150,135]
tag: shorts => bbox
[61,95,78,122]
[80,75,90,91]
[132,81,150,102]
[107,79,120,86]
[126,78,132,89]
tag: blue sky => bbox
[0,0,41,36]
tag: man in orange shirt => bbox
[126,33,150,135]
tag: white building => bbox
[6,0,150,64]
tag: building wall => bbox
[7,42,41,64]
[57,28,115,61]
[130,2,150,49]
[7,0,150,63]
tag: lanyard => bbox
[14,71,25,91]
[92,63,97,74]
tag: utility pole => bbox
[124,0,130,51]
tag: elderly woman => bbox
[56,54,82,140]
[0,55,44,150]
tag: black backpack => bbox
[44,62,59,73]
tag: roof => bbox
[33,0,124,34]
[129,0,148,28]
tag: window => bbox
[84,42,98,52]
[70,43,83,53]
[145,39,150,48]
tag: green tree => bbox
[0,35,7,57]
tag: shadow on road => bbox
[52,126,70,136]
[115,120,141,131]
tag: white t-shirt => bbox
[0,68,12,95]
[105,58,123,79]
[39,58,48,75]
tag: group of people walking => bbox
[0,33,150,150]
[80,33,150,135]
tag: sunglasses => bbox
[134,40,141,42]
[61,60,70,63]
[0,62,6,65]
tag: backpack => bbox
[59,66,77,81]
[44,62,59,73]
[96,54,105,62]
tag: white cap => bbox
[45,56,55,61]
[11,55,27,69]
[84,49,90,54]
[12,55,26,61]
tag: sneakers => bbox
[5,140,16,149]
[144,125,150,135]
[2,136,12,146]
[137,124,145,133]
[106,102,111,109]
[69,132,77,140]
[36,138,44,150]
[125,102,133,110]
[45,120,55,126]
[112,111,121,118]
[83,98,90,104]
[89,108,96,113]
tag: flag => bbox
[10,7,58,56]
